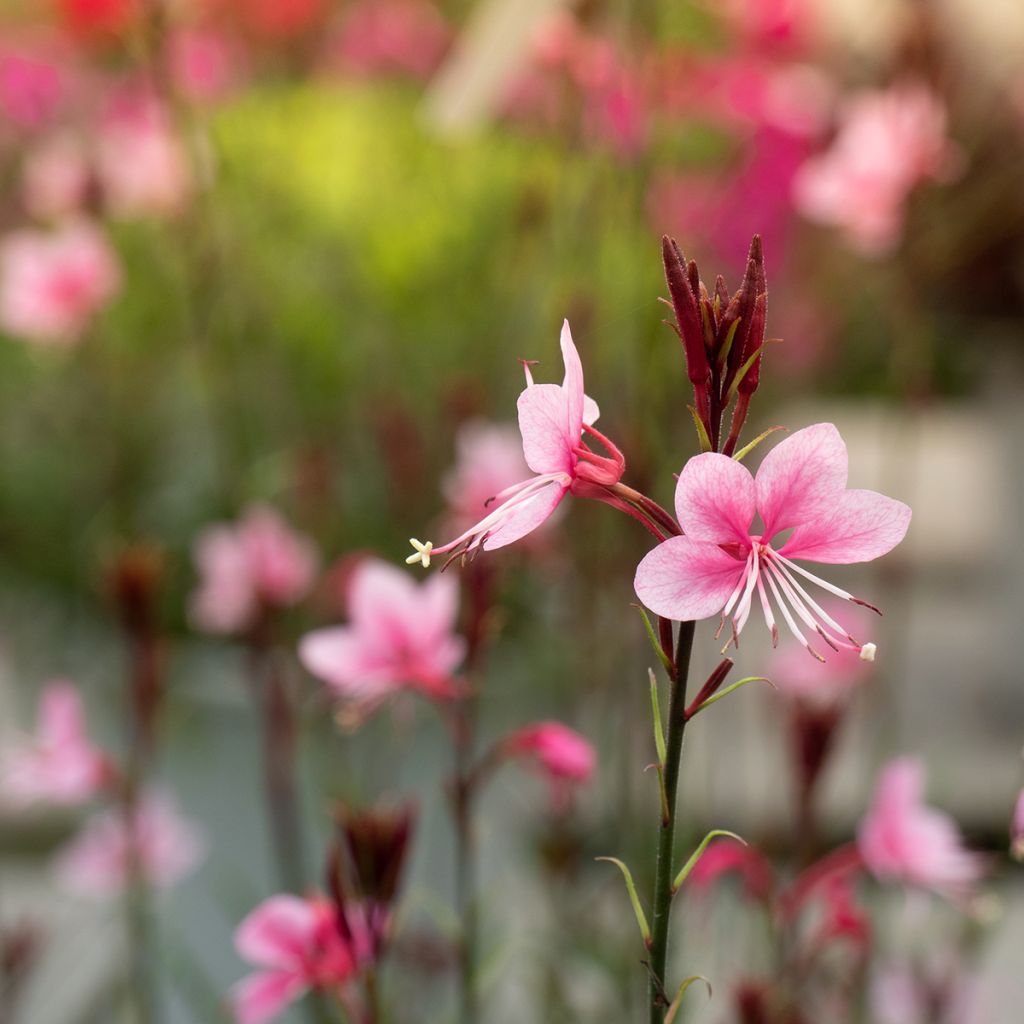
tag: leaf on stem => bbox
[731,426,785,463]
[596,857,652,947]
[672,830,746,893]
[649,669,667,766]
[664,976,713,1023]
[688,676,774,718]
[687,405,714,453]
[634,605,674,676]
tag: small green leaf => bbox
[690,676,774,717]
[725,338,780,405]
[716,317,741,370]
[687,405,713,453]
[649,669,667,766]
[672,830,746,893]
[596,857,651,946]
[634,605,674,676]
[664,976,713,1023]
[731,425,785,463]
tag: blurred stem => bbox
[647,621,695,1024]
[453,689,478,1024]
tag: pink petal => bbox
[674,452,756,544]
[582,395,600,426]
[780,489,911,564]
[39,681,89,747]
[298,628,385,698]
[231,970,307,1024]
[419,572,460,639]
[559,319,585,440]
[634,537,746,621]
[755,423,848,538]
[482,481,568,550]
[235,896,318,968]
[516,383,573,476]
[347,560,421,652]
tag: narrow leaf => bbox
[716,316,741,371]
[731,425,785,463]
[596,857,651,945]
[649,669,667,765]
[687,405,713,453]
[634,605,673,676]
[665,976,713,1023]
[672,830,746,893]
[691,676,774,716]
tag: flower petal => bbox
[482,481,568,551]
[235,896,318,968]
[755,423,848,538]
[298,628,385,697]
[675,452,756,544]
[560,320,585,439]
[780,489,911,564]
[634,537,746,621]
[231,970,308,1024]
[517,383,573,476]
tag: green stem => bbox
[453,693,478,1024]
[647,621,696,1023]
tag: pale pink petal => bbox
[516,383,573,476]
[634,537,746,621]
[582,395,600,426]
[39,681,89,747]
[419,572,460,638]
[755,423,848,538]
[235,896,318,968]
[346,560,420,650]
[559,320,585,439]
[298,627,387,697]
[674,452,756,544]
[481,481,568,550]
[781,489,911,564]
[231,970,307,1024]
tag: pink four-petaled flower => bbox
[634,423,910,660]
[407,320,621,568]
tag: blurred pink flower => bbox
[634,423,911,660]
[57,791,204,895]
[408,321,620,567]
[1010,788,1024,860]
[96,95,190,218]
[1,682,108,806]
[168,28,241,104]
[857,758,983,900]
[0,48,64,130]
[190,504,319,635]
[0,221,121,345]
[21,132,91,220]
[505,721,594,811]
[793,84,958,255]
[299,559,464,701]
[688,837,773,902]
[231,895,365,1024]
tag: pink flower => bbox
[190,505,319,635]
[0,48,64,130]
[56,792,204,896]
[0,221,121,345]
[793,84,957,254]
[1011,789,1024,860]
[634,423,910,660]
[299,559,464,701]
[857,758,983,900]
[21,132,91,220]
[687,838,773,902]
[168,29,241,104]
[407,321,621,568]
[506,722,595,782]
[231,895,364,1024]
[1,682,108,806]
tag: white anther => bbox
[859,642,877,662]
[406,538,433,568]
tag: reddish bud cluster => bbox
[661,233,767,455]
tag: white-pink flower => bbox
[0,681,108,806]
[506,721,595,783]
[792,83,957,254]
[0,221,121,345]
[634,423,910,660]
[299,559,464,701]
[857,758,983,900]
[231,895,364,1024]
[190,504,319,635]
[56,791,204,896]
[21,132,91,220]
[408,321,619,568]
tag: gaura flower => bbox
[56,791,204,896]
[231,894,367,1024]
[408,321,622,568]
[299,559,465,701]
[504,721,595,812]
[0,681,109,806]
[857,758,983,901]
[634,423,910,661]
[190,504,319,635]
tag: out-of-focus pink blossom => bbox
[325,0,450,82]
[688,838,774,902]
[505,721,595,811]
[299,559,464,702]
[0,221,121,345]
[857,758,983,901]
[1,682,108,806]
[56,792,204,895]
[0,48,65,130]
[190,504,319,635]
[870,963,981,1024]
[231,894,366,1024]
[96,96,190,219]
[1010,788,1024,860]
[21,133,91,219]
[58,0,140,41]
[211,0,325,40]
[168,28,241,104]
[793,84,958,255]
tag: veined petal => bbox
[634,537,747,622]
[675,453,756,544]
[781,489,911,564]
[560,320,585,440]
[482,481,568,550]
[517,383,574,476]
[755,423,848,538]
[235,896,317,968]
[231,970,307,1024]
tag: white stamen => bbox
[755,572,777,646]
[762,563,822,659]
[722,551,754,619]
[768,553,857,642]
[859,642,877,662]
[406,539,433,568]
[733,545,761,636]
[773,552,857,603]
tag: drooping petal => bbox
[674,452,756,544]
[559,320,585,440]
[634,537,747,621]
[517,383,574,476]
[482,481,568,551]
[781,489,911,564]
[755,423,848,538]
[231,970,307,1024]
[235,896,318,968]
